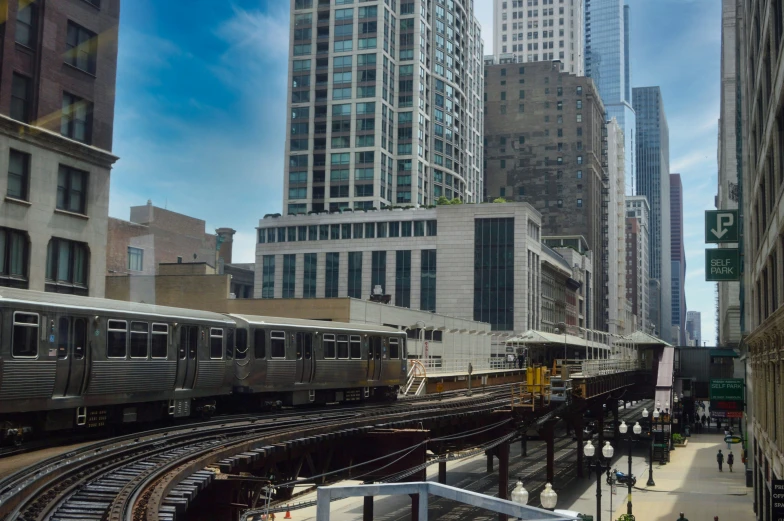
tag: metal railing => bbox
[410,356,524,375]
[579,358,641,377]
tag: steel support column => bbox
[486,450,494,473]
[541,421,556,485]
[364,495,374,521]
[521,434,527,457]
[575,414,585,478]
[497,440,510,521]
[438,460,447,484]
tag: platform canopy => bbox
[621,330,672,347]
[505,329,608,350]
[709,348,739,358]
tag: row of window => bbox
[7,149,91,214]
[0,226,89,292]
[259,220,437,243]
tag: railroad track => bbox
[0,386,517,521]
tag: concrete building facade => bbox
[0,0,120,297]
[606,117,627,335]
[492,0,585,75]
[633,86,672,343]
[483,59,606,331]
[544,235,594,330]
[626,195,649,332]
[716,0,741,349]
[670,173,686,345]
[283,0,484,214]
[254,203,543,337]
[685,310,701,347]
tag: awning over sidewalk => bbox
[709,348,739,358]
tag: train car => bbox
[230,315,407,406]
[0,288,236,443]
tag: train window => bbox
[349,335,362,359]
[323,334,336,359]
[236,329,248,360]
[304,333,312,359]
[226,329,235,360]
[178,327,187,359]
[57,317,69,359]
[73,318,86,359]
[151,323,168,359]
[12,312,38,358]
[187,326,197,359]
[107,319,127,358]
[389,338,400,359]
[270,331,286,359]
[295,333,303,360]
[254,329,266,359]
[130,322,149,359]
[374,337,382,359]
[337,335,349,359]
[209,328,223,359]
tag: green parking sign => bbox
[705,249,740,281]
[705,210,739,243]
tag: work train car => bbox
[0,287,236,442]
[230,315,407,406]
[0,289,408,443]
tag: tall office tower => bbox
[625,195,649,332]
[685,310,701,347]
[484,59,606,331]
[283,0,485,215]
[716,0,740,348]
[584,0,635,196]
[633,86,672,343]
[0,0,120,297]
[670,173,686,345]
[606,118,627,335]
[492,0,585,75]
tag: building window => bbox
[348,251,363,298]
[426,220,437,236]
[262,255,275,298]
[577,199,583,208]
[325,252,340,297]
[372,251,386,294]
[420,250,436,312]
[283,254,296,298]
[61,92,93,143]
[10,74,30,123]
[7,149,30,200]
[395,250,411,308]
[65,21,97,74]
[303,253,317,298]
[127,247,143,271]
[57,165,88,214]
[15,1,36,47]
[474,218,514,330]
[0,227,29,288]
[46,238,88,294]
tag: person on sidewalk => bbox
[676,513,689,521]
[727,452,734,472]
[702,415,707,429]
[717,449,724,471]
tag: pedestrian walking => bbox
[517,352,525,369]
[676,513,689,521]
[727,452,734,472]
[717,449,724,472]
[702,415,707,429]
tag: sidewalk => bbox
[607,432,752,521]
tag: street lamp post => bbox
[618,420,642,516]
[642,407,655,486]
[510,478,528,520]
[584,440,614,521]
[540,483,558,511]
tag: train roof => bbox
[0,287,234,325]
[228,314,405,335]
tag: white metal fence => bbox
[407,356,641,378]
[579,359,641,377]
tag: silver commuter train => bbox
[0,288,406,443]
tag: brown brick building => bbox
[0,0,120,296]
[107,202,236,277]
[483,58,607,330]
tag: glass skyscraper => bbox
[585,0,636,195]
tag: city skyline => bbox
[107,0,721,344]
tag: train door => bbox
[295,332,314,383]
[52,316,88,397]
[374,337,383,380]
[367,336,382,381]
[176,325,198,389]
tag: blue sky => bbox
[112,0,721,344]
